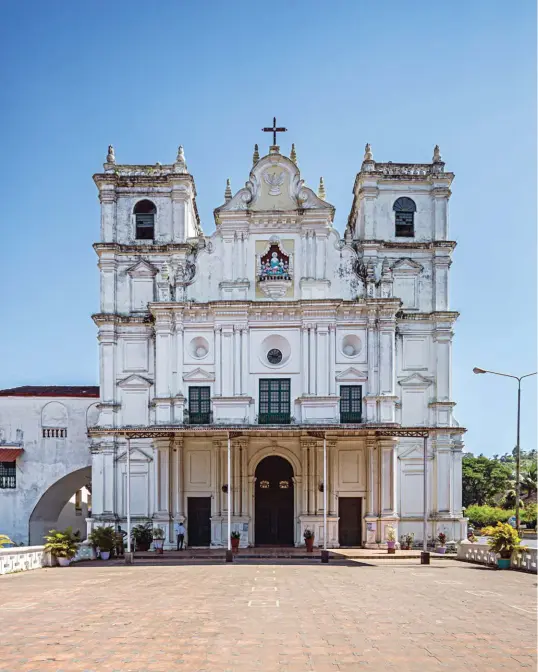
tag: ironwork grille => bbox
[259,379,290,424]
[135,214,155,240]
[0,462,16,489]
[340,385,362,423]
[188,386,211,424]
[395,211,414,237]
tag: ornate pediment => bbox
[127,259,159,278]
[335,367,368,382]
[398,443,434,460]
[116,445,154,462]
[117,374,154,389]
[215,150,333,215]
[182,368,215,382]
[398,372,434,387]
[392,258,423,274]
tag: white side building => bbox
[88,140,466,548]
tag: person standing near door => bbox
[174,520,186,550]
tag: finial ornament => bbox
[175,145,188,173]
[433,144,442,163]
[364,143,373,162]
[225,178,232,202]
[253,144,260,164]
[106,145,116,164]
[290,143,297,164]
[318,177,326,200]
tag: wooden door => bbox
[255,456,294,546]
[187,497,211,546]
[338,497,362,547]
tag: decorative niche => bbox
[256,237,293,300]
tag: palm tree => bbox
[520,462,537,502]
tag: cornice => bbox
[396,311,459,323]
[92,313,154,327]
[358,240,457,252]
[93,242,194,256]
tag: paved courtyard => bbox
[0,559,536,672]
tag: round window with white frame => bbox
[189,336,210,360]
[260,334,291,368]
[341,334,362,359]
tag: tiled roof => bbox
[0,448,24,461]
[0,386,99,398]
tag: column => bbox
[214,326,222,396]
[172,187,189,243]
[213,439,221,516]
[233,440,240,515]
[221,327,234,396]
[328,325,336,395]
[99,326,116,405]
[301,233,307,278]
[380,438,397,516]
[91,446,105,516]
[301,439,309,514]
[301,326,310,395]
[365,311,377,422]
[433,256,451,312]
[175,320,184,397]
[240,439,248,516]
[99,188,116,242]
[102,443,115,515]
[234,326,241,396]
[434,325,452,402]
[365,438,375,516]
[308,443,316,515]
[222,235,233,281]
[317,327,329,396]
[172,437,183,517]
[241,328,249,396]
[329,440,338,515]
[99,257,117,313]
[155,313,172,398]
[307,231,313,278]
[432,188,449,240]
[309,327,317,395]
[378,311,396,424]
[452,440,463,516]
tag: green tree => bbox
[521,461,537,502]
[462,453,513,507]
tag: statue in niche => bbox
[259,245,290,281]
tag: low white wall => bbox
[0,546,45,575]
[457,540,537,573]
[0,541,95,575]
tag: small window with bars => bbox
[188,386,211,424]
[42,428,67,438]
[0,462,16,489]
[340,385,362,423]
[259,379,291,424]
[393,197,416,237]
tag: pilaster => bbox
[99,187,117,243]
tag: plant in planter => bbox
[44,527,80,567]
[0,534,14,548]
[231,531,241,552]
[436,532,447,554]
[131,522,153,552]
[304,528,315,552]
[386,525,396,553]
[88,525,116,560]
[482,521,527,569]
[400,532,414,550]
[152,527,165,554]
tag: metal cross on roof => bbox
[262,117,287,146]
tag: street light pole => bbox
[473,367,536,532]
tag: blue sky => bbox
[2,1,536,457]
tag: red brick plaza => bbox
[0,558,535,671]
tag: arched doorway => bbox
[28,467,91,545]
[255,456,294,546]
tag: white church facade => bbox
[87,135,466,548]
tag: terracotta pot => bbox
[231,537,240,552]
[305,537,314,552]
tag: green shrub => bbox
[465,504,514,529]
[44,527,80,559]
[482,522,526,558]
[521,503,537,527]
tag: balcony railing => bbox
[0,474,16,489]
[340,412,363,424]
[184,410,213,425]
[258,413,291,425]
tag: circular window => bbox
[341,334,362,358]
[189,336,210,360]
[267,349,283,365]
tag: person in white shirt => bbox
[174,521,186,550]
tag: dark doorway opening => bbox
[255,456,294,546]
[338,497,362,546]
[187,497,211,546]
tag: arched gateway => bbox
[255,456,294,546]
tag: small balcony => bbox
[340,412,363,424]
[258,413,291,426]
[184,410,213,425]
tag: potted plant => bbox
[231,531,241,552]
[386,525,396,553]
[152,527,165,554]
[131,522,153,552]
[436,532,447,554]
[44,527,80,567]
[304,528,315,552]
[406,532,414,549]
[88,525,116,560]
[482,521,527,569]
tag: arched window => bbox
[393,197,416,237]
[134,200,156,240]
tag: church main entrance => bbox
[255,456,294,546]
